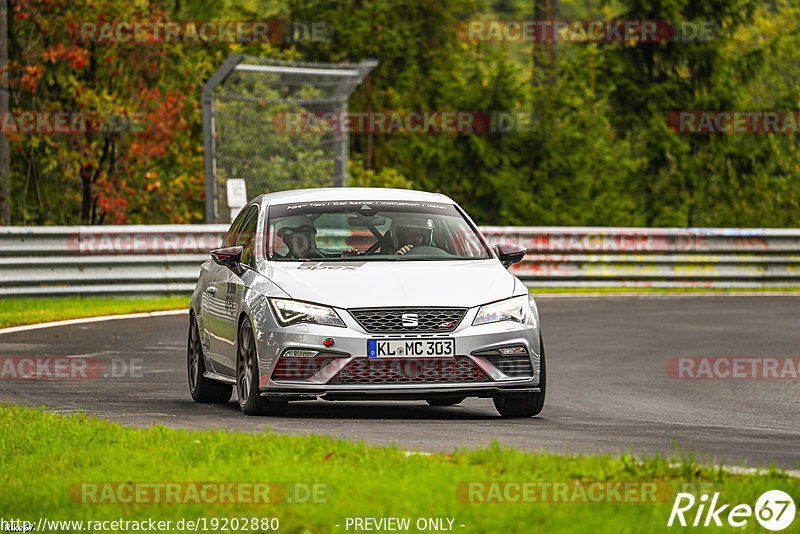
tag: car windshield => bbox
[266,200,492,261]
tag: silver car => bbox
[188,188,545,417]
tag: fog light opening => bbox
[498,346,528,355]
[282,349,319,358]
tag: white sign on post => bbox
[226,179,248,220]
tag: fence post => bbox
[202,54,244,224]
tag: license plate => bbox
[368,339,455,358]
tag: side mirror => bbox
[495,243,526,268]
[211,246,243,268]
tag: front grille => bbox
[272,357,339,380]
[482,355,533,378]
[349,307,467,333]
[329,357,488,384]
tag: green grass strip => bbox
[0,296,189,328]
[0,405,796,533]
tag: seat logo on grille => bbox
[401,313,419,327]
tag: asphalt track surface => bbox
[1,296,798,469]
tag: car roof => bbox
[253,187,455,206]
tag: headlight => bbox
[269,298,345,327]
[473,295,536,327]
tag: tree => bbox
[0,0,9,225]
[598,0,765,226]
[5,0,287,224]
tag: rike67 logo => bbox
[668,490,796,530]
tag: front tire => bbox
[236,319,288,416]
[188,313,233,404]
[493,337,546,418]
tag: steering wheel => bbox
[402,245,452,257]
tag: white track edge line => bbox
[668,463,800,479]
[403,451,799,477]
[0,309,188,335]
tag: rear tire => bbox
[236,319,288,416]
[493,337,546,418]
[188,313,233,404]
[426,397,465,406]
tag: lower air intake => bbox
[329,357,488,384]
[482,355,534,378]
[272,357,339,380]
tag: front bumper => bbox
[260,386,541,401]
[252,303,541,400]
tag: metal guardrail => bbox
[482,227,800,288]
[0,225,227,296]
[1,225,799,296]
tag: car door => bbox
[209,205,259,375]
[203,207,249,373]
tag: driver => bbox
[391,214,434,255]
[276,216,324,259]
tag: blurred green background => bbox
[3,0,798,227]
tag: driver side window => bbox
[221,208,250,248]
[235,207,259,267]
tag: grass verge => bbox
[0,296,189,328]
[0,404,797,533]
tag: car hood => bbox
[264,259,517,309]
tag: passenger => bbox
[276,216,360,258]
[276,216,324,259]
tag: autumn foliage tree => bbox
[5,0,276,224]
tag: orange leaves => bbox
[10,0,209,224]
[41,43,90,71]
[12,0,32,22]
[143,171,162,192]
[89,164,130,224]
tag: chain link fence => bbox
[202,54,377,223]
